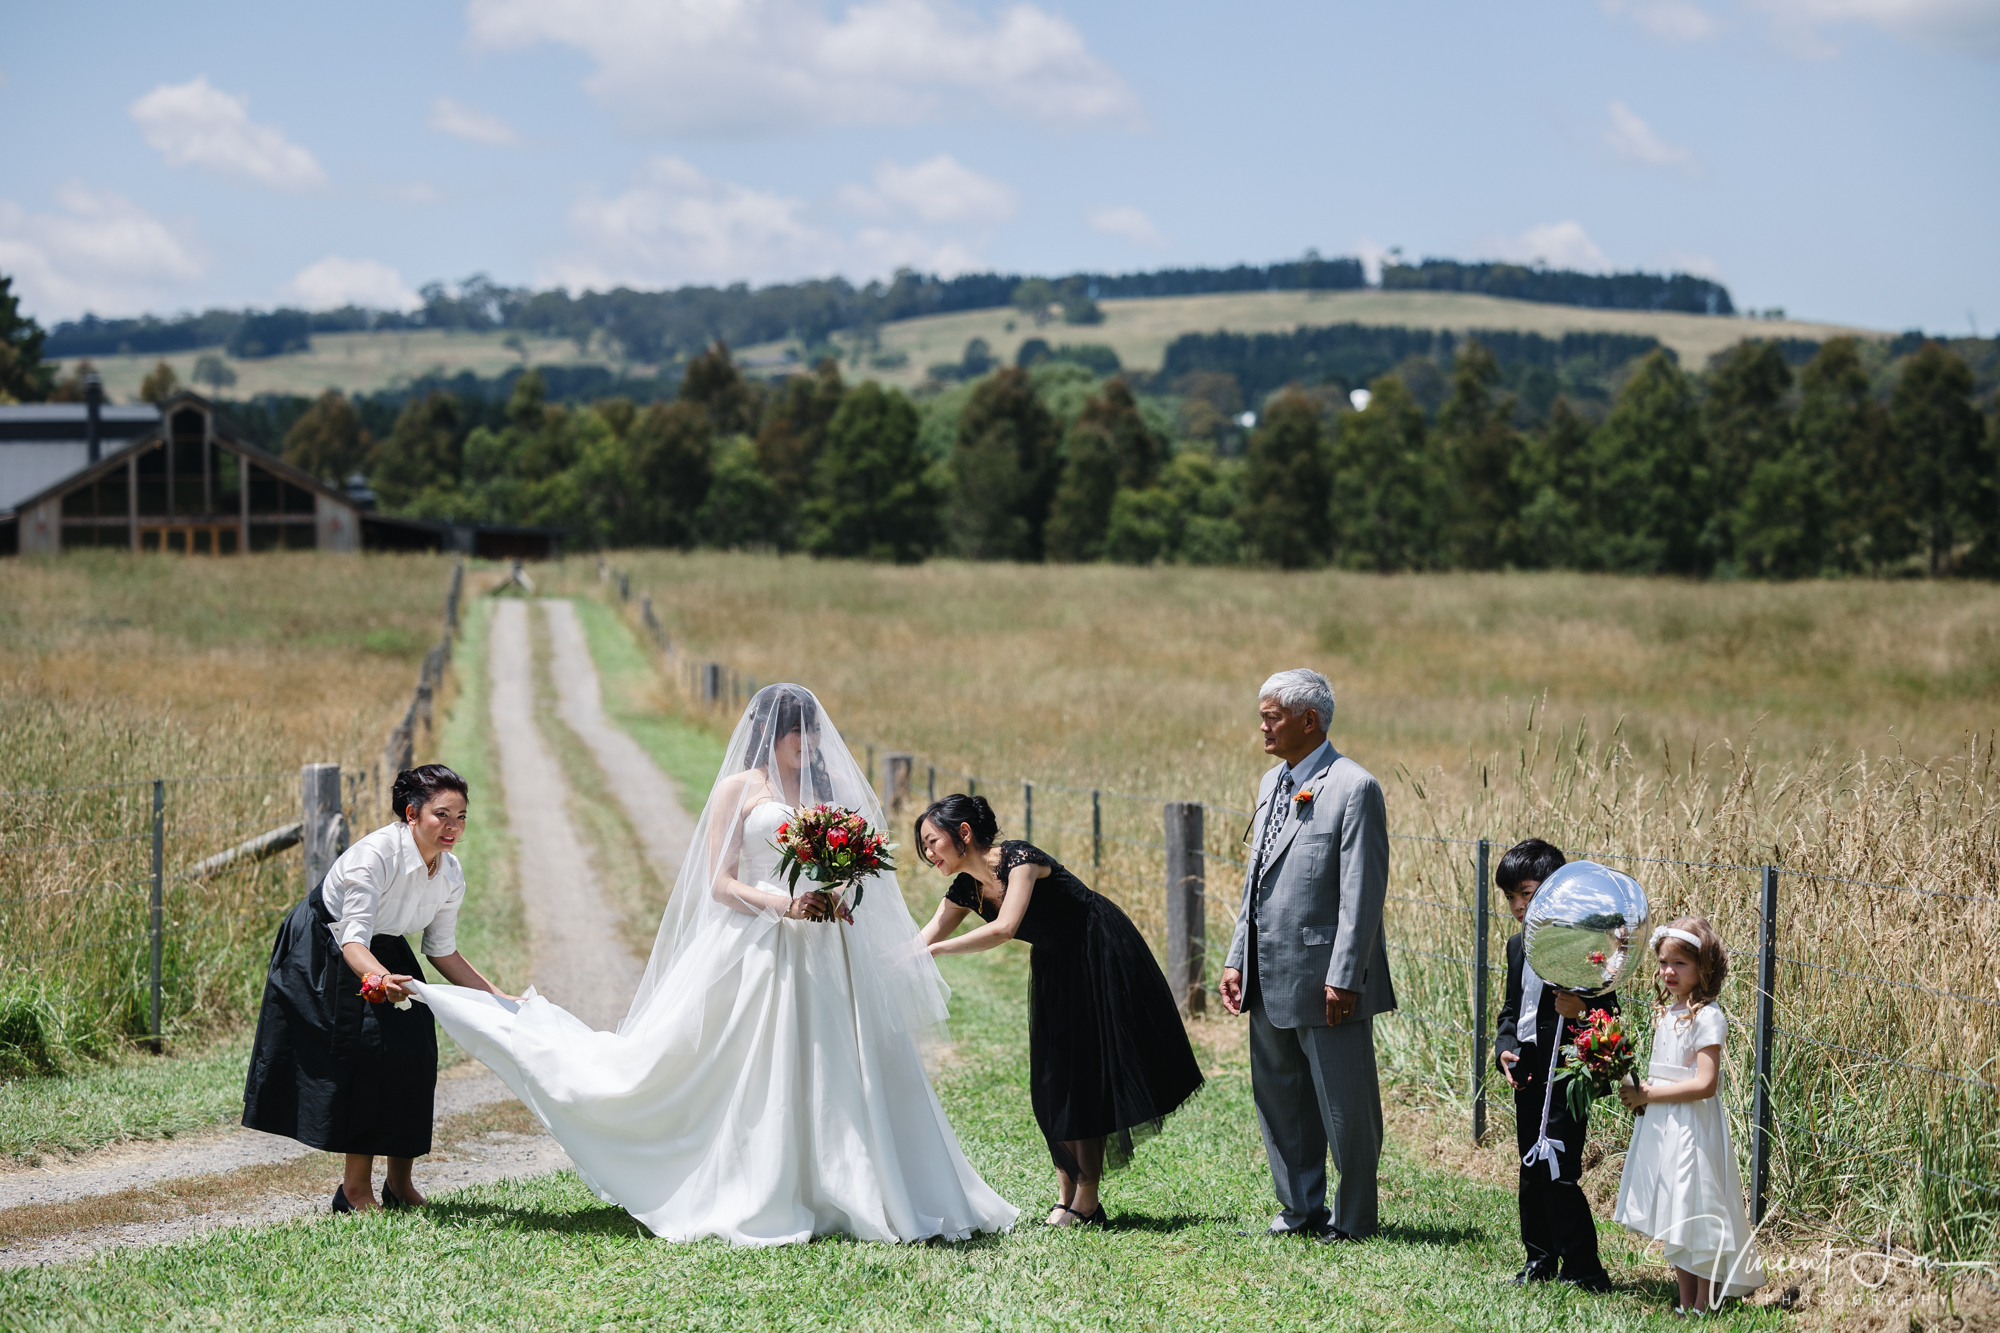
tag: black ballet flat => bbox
[331,1184,358,1214]
[1056,1203,1105,1227]
[381,1184,417,1209]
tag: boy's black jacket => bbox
[1495,932,1620,1086]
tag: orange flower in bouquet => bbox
[1556,1006,1640,1120]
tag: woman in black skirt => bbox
[244,764,514,1213]
[917,794,1203,1228]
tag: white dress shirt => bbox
[320,821,465,958]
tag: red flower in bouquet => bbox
[770,803,896,922]
[1555,1005,1640,1121]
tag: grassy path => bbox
[0,946,1774,1330]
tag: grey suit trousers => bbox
[1247,997,1383,1239]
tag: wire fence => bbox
[0,561,467,1067]
[612,565,1999,1259]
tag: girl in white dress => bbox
[1615,917,1766,1314]
[414,685,1017,1246]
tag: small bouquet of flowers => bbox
[1556,1006,1640,1120]
[771,804,894,923]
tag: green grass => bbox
[570,595,728,808]
[0,1031,254,1161]
[0,948,1772,1330]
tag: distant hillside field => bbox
[743,289,1874,388]
[59,329,619,404]
[61,290,1875,403]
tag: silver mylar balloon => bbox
[1522,860,1649,996]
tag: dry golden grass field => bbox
[566,553,2000,1256]
[0,552,462,1063]
[60,290,1874,403]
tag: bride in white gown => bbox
[413,684,1017,1245]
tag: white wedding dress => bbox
[415,686,1017,1246]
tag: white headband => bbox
[1652,926,1703,952]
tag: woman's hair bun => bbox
[392,763,469,821]
[914,793,1000,853]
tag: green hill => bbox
[59,290,1874,404]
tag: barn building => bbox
[0,385,561,558]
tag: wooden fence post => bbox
[1165,801,1206,1015]
[883,753,912,813]
[302,763,347,897]
[701,663,723,705]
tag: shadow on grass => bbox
[1104,1212,1215,1234]
[420,1199,1019,1250]
[1374,1221,1486,1247]
[425,1199,649,1238]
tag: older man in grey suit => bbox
[1220,668,1394,1242]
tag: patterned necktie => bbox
[1252,770,1294,900]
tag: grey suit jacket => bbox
[1224,746,1395,1030]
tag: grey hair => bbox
[1259,669,1335,729]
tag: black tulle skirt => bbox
[1028,894,1205,1180]
[242,886,437,1157]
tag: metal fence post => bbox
[1752,864,1779,1224]
[1165,801,1206,1014]
[1092,790,1102,873]
[149,778,164,1054]
[1023,782,1034,843]
[1472,838,1491,1143]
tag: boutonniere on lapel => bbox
[1293,788,1316,813]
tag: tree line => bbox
[261,331,1999,579]
[1382,260,1733,315]
[35,253,1732,369]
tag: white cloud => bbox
[128,76,327,192]
[281,257,424,312]
[546,156,837,290]
[1751,0,2000,57]
[0,183,204,320]
[546,155,1008,291]
[1484,221,1614,272]
[428,96,520,147]
[837,155,1017,224]
[1604,100,1700,174]
[1087,205,1166,250]
[1600,0,1722,41]
[464,0,1142,135]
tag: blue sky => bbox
[2,0,1995,333]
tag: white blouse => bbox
[320,821,465,958]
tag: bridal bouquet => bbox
[772,804,894,921]
[1556,1006,1640,1120]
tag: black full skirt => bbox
[1029,895,1205,1178]
[242,887,437,1157]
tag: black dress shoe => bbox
[1315,1226,1358,1244]
[331,1184,358,1214]
[1510,1264,1557,1285]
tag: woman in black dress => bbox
[916,793,1203,1227]
[243,764,514,1213]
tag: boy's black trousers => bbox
[1512,1068,1609,1282]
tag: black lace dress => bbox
[948,841,1204,1179]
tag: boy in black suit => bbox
[1494,838,1615,1292]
